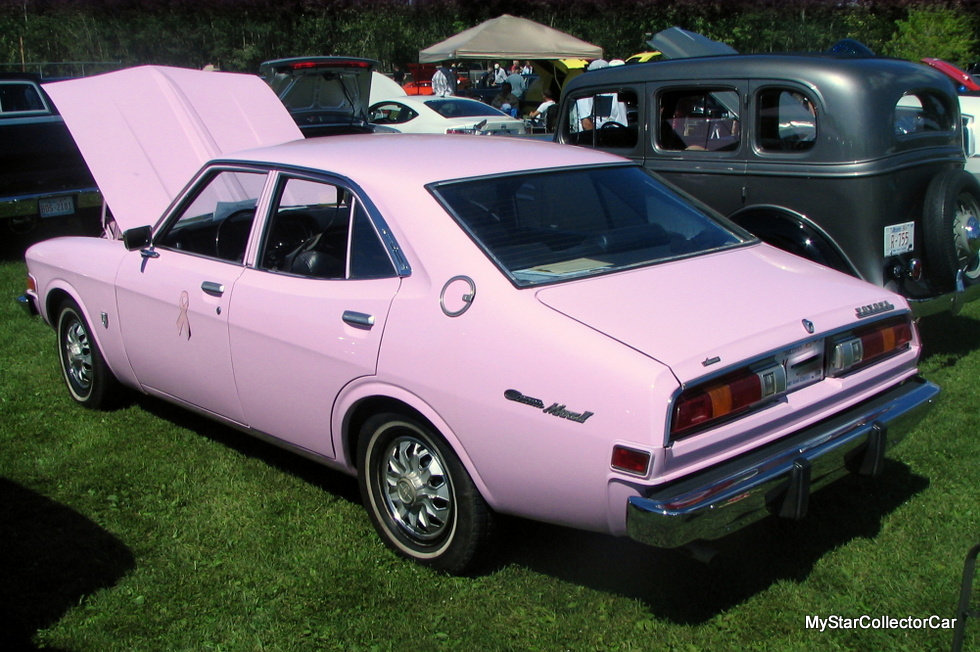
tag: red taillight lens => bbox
[829,316,912,376]
[611,446,651,475]
[671,362,785,438]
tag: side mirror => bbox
[122,226,152,251]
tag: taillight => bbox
[285,60,373,71]
[611,445,651,475]
[671,362,786,437]
[828,316,912,376]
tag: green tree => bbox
[883,5,976,65]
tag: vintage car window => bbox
[370,102,418,125]
[0,81,48,114]
[895,92,955,135]
[562,89,639,149]
[155,169,268,263]
[658,89,741,152]
[259,176,395,279]
[756,88,817,152]
[433,165,745,286]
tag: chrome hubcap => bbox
[64,319,93,390]
[954,196,980,279]
[381,437,452,541]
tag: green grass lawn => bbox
[1,254,977,652]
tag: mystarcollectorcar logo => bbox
[806,614,956,632]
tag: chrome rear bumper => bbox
[627,376,940,549]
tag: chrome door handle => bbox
[201,281,225,297]
[342,310,375,329]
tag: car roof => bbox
[565,52,955,94]
[223,133,627,187]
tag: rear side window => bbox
[756,88,816,152]
[658,89,741,152]
[0,82,48,115]
[895,92,955,135]
[562,89,639,149]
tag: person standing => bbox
[431,64,456,97]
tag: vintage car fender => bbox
[26,237,138,388]
[728,205,857,277]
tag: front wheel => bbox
[56,299,122,409]
[357,413,494,574]
[923,169,980,290]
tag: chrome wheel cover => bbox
[381,435,453,542]
[63,317,93,393]
[954,193,980,280]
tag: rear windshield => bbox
[432,165,746,286]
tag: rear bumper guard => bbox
[627,376,940,549]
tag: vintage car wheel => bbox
[923,169,980,290]
[56,299,121,409]
[357,413,493,574]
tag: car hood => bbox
[647,27,737,59]
[534,244,906,383]
[44,65,302,233]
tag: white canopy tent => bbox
[419,14,602,63]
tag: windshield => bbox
[423,98,507,119]
[432,165,746,286]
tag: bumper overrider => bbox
[627,376,940,549]
[17,293,38,317]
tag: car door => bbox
[114,168,271,424]
[228,173,403,457]
[646,82,748,218]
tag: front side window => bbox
[895,91,955,136]
[562,89,639,149]
[756,88,817,152]
[156,169,268,263]
[432,165,746,286]
[0,81,47,114]
[658,89,741,152]
[259,176,395,280]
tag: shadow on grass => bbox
[1,478,135,651]
[917,310,980,363]
[496,459,928,624]
[136,395,362,505]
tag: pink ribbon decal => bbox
[176,290,191,339]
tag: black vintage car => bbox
[556,39,980,316]
[0,73,101,240]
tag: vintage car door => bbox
[645,81,749,217]
[227,174,402,458]
[114,168,271,424]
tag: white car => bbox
[959,94,980,179]
[370,95,525,135]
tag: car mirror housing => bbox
[122,225,152,251]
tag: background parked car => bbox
[556,30,980,317]
[259,56,377,137]
[370,95,525,135]
[0,72,101,243]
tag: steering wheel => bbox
[599,120,627,129]
[214,209,256,262]
[263,212,316,269]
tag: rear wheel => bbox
[923,169,980,290]
[357,413,493,574]
[56,299,121,409]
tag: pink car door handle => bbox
[201,281,225,297]
[342,310,375,329]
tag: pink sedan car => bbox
[19,67,939,573]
